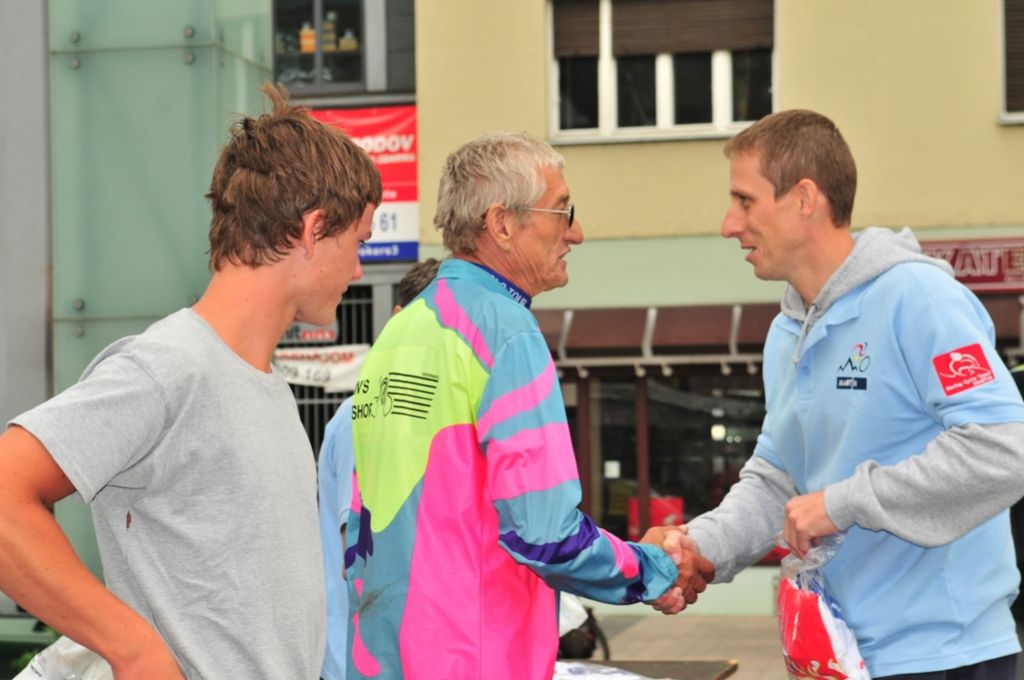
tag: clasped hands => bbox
[639,525,715,615]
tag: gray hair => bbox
[434,131,565,254]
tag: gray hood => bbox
[781,227,954,362]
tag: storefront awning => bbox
[535,294,1024,373]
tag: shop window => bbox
[274,0,414,95]
[1005,0,1024,116]
[646,372,764,520]
[551,0,774,137]
[586,368,765,541]
[591,375,638,539]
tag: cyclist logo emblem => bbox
[836,342,870,390]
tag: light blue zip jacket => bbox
[690,227,1024,676]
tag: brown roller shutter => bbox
[1006,0,1024,111]
[554,0,600,58]
[613,0,773,57]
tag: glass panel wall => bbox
[48,0,273,581]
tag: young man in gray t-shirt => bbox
[0,84,381,680]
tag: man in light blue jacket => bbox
[685,109,1024,679]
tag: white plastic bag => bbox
[559,592,589,636]
[13,635,113,680]
[777,534,869,679]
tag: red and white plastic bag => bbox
[777,535,869,679]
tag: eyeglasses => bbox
[480,204,576,229]
[518,204,575,228]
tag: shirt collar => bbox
[464,261,532,308]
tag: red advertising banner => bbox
[311,105,417,202]
[311,105,418,262]
[921,237,1024,293]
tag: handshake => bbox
[639,525,715,615]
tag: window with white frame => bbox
[551,0,773,138]
[1005,0,1024,116]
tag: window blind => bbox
[554,0,600,57]
[612,0,773,57]
[1006,0,1024,111]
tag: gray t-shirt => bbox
[14,309,325,679]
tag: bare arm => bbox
[0,426,183,679]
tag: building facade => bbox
[2,0,1024,624]
[416,0,1024,541]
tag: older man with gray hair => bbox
[344,131,713,680]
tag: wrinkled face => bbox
[509,167,584,296]
[301,203,374,326]
[720,152,805,283]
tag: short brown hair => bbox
[724,110,857,227]
[396,258,441,307]
[206,83,382,270]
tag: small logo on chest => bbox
[836,376,867,390]
[836,342,870,390]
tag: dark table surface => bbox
[590,659,739,680]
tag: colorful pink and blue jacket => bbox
[346,259,678,680]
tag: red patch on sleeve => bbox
[931,343,995,396]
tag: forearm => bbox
[0,427,178,676]
[499,507,679,604]
[687,455,796,582]
[0,500,174,673]
[825,421,1024,546]
[554,541,679,604]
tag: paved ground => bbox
[602,614,1024,680]
[4,613,1023,679]
[601,614,788,680]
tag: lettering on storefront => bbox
[921,238,1024,292]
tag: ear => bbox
[297,209,325,260]
[794,179,820,220]
[481,204,517,252]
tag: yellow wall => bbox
[416,0,549,245]
[416,0,733,241]
[418,0,1024,238]
[777,0,1024,229]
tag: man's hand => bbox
[784,490,839,559]
[639,525,715,615]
